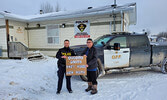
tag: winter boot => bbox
[56,90,60,94]
[85,82,93,92]
[91,85,98,95]
[68,89,73,93]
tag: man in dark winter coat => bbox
[82,38,98,95]
[56,39,75,94]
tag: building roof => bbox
[0,2,136,25]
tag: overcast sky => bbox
[0,0,167,34]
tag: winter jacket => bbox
[82,46,98,70]
[56,47,76,67]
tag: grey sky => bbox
[0,0,167,34]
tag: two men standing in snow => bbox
[56,38,98,95]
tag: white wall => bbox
[28,24,111,48]
[9,20,28,47]
[0,28,7,49]
[28,29,48,48]
[0,19,5,25]
[27,23,113,56]
[0,19,7,57]
[0,20,28,58]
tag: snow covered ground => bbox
[0,57,167,100]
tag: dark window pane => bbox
[48,37,53,43]
[109,37,127,48]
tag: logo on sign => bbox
[16,27,23,33]
[77,23,86,32]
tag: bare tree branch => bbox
[55,2,61,12]
[157,32,167,38]
[40,2,61,14]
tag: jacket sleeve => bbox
[56,49,62,59]
[87,48,98,66]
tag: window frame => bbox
[46,24,60,45]
[128,35,149,48]
[108,36,127,48]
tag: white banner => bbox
[74,20,90,38]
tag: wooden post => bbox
[5,19,10,58]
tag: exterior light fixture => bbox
[62,23,66,28]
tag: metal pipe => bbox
[121,10,123,32]
[114,0,116,6]
[113,14,116,32]
[110,21,112,34]
[113,0,117,32]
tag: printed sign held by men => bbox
[66,56,87,76]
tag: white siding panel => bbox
[0,19,5,26]
[0,29,7,50]
[9,20,28,47]
[29,29,48,48]
[28,24,119,48]
[2,52,7,57]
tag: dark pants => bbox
[87,71,98,85]
[57,66,72,91]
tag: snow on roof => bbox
[0,3,136,24]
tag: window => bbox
[129,36,148,48]
[109,37,127,48]
[47,25,59,44]
[94,36,113,47]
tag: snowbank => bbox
[0,57,167,100]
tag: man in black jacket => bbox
[82,38,98,95]
[56,39,75,94]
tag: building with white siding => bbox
[0,3,136,58]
